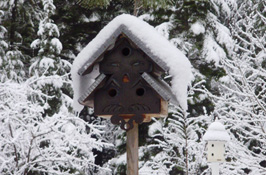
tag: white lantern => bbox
[203,121,230,162]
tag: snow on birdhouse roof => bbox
[203,121,230,142]
[78,73,106,105]
[71,14,192,112]
[142,72,178,105]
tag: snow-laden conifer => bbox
[206,0,266,173]
[0,77,110,174]
[0,0,43,82]
[138,0,238,174]
[0,5,25,83]
[0,10,8,78]
[30,0,72,116]
[139,84,209,175]
[25,0,111,174]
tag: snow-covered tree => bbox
[76,0,173,12]
[138,0,238,174]
[0,7,25,82]
[0,47,25,83]
[205,0,266,174]
[1,0,263,174]
[140,109,206,175]
[30,0,72,116]
[0,0,42,82]
[0,78,110,175]
[139,82,209,175]
[0,10,8,80]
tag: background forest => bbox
[0,0,265,174]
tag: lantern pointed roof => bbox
[203,121,230,142]
[71,14,192,112]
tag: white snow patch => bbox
[138,14,154,21]
[148,120,162,136]
[39,57,55,69]
[219,75,230,83]
[36,75,63,88]
[43,0,56,14]
[190,21,205,35]
[202,35,226,66]
[61,122,76,135]
[81,13,100,22]
[71,14,192,112]
[215,22,233,53]
[155,22,172,39]
[51,38,63,53]
[109,153,126,165]
[203,121,230,141]
[0,26,8,36]
[211,0,237,17]
[31,39,41,49]
[257,50,266,64]
[72,64,100,111]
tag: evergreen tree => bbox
[0,0,265,174]
[0,10,8,81]
[0,4,24,82]
[0,77,109,175]
[30,0,72,116]
[139,0,238,174]
[76,0,173,15]
[0,0,41,82]
[206,0,266,174]
[140,106,208,175]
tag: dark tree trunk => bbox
[10,0,18,49]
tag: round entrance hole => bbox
[136,88,145,96]
[108,89,117,97]
[121,47,131,56]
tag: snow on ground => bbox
[71,14,192,112]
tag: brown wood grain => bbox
[126,122,139,175]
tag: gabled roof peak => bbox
[77,23,169,75]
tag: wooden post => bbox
[126,122,139,175]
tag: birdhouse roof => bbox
[78,73,106,106]
[71,14,192,112]
[203,121,230,142]
[141,73,178,105]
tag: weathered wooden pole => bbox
[126,122,139,175]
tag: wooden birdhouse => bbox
[203,121,230,162]
[71,14,192,130]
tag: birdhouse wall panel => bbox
[92,37,164,116]
[207,141,226,162]
[94,78,161,115]
[97,99,168,120]
[100,39,153,75]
